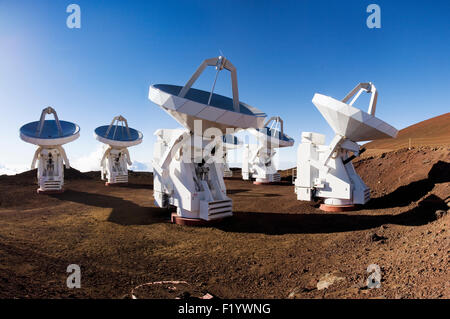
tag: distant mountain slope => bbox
[365,113,450,150]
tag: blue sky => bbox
[1,0,449,173]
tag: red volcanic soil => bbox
[0,147,448,299]
[365,112,450,151]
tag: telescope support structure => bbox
[31,107,72,193]
[100,146,132,185]
[153,129,232,224]
[295,132,369,211]
[242,117,291,184]
[295,82,388,211]
[32,145,70,193]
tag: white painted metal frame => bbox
[105,115,131,140]
[295,83,398,207]
[36,107,63,137]
[95,115,143,185]
[152,128,233,221]
[20,107,79,193]
[242,116,294,183]
[342,82,378,116]
[179,56,240,113]
[150,56,265,221]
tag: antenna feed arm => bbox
[263,116,285,136]
[105,115,131,139]
[37,106,63,137]
[342,82,378,116]
[178,56,240,113]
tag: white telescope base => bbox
[34,147,68,194]
[20,107,79,194]
[295,132,370,212]
[221,152,233,178]
[253,172,281,184]
[242,144,280,184]
[223,164,233,178]
[101,147,131,186]
[323,198,354,206]
[320,199,358,212]
[296,83,397,212]
[153,129,233,224]
[95,115,143,186]
[223,170,233,178]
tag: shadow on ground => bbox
[226,189,251,195]
[122,183,153,190]
[368,161,449,209]
[216,194,447,235]
[217,162,449,235]
[50,161,449,233]
[51,190,169,225]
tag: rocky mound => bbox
[365,113,450,150]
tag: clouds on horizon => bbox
[0,145,153,176]
[0,163,29,176]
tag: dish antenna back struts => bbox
[94,115,143,186]
[295,83,398,211]
[20,107,80,193]
[149,56,267,225]
[242,116,294,184]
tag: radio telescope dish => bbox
[250,116,295,148]
[94,118,143,148]
[20,111,79,146]
[94,115,143,185]
[296,83,398,211]
[19,107,80,193]
[312,83,397,142]
[151,56,266,225]
[149,56,266,135]
[243,116,295,184]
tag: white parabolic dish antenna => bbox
[94,115,143,185]
[19,107,80,193]
[94,116,143,148]
[251,116,295,148]
[149,56,266,134]
[296,82,398,210]
[150,56,267,224]
[312,83,397,142]
[20,109,80,146]
[243,116,294,184]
